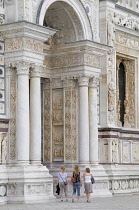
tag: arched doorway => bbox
[38,0,93,165]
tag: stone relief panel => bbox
[115,31,139,53]
[123,142,130,163]
[110,179,139,191]
[113,10,139,32]
[53,126,64,161]
[52,89,64,161]
[5,38,43,53]
[112,139,119,162]
[133,142,139,163]
[43,88,51,162]
[9,76,16,161]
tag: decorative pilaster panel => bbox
[52,89,64,161]
[0,40,5,115]
[64,89,72,161]
[63,81,78,162]
[116,58,135,128]
[43,85,51,162]
[72,88,78,161]
[107,49,117,126]
[9,74,17,161]
[124,60,135,128]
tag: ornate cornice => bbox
[0,21,57,42]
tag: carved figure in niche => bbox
[129,98,134,110]
[108,80,115,111]
[0,133,7,164]
[129,81,135,92]
[124,100,129,113]
[108,57,113,68]
[107,14,115,46]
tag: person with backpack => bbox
[71,165,82,203]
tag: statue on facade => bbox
[108,80,116,111]
[107,14,116,46]
[0,133,7,164]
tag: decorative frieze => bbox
[110,179,139,191]
[116,31,139,50]
[5,38,43,53]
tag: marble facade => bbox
[0,0,138,204]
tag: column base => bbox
[30,161,42,165]
[6,165,56,204]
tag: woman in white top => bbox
[83,168,93,203]
[58,165,68,202]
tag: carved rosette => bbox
[9,76,17,161]
[43,86,51,162]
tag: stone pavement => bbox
[0,195,139,210]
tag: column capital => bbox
[78,75,90,87]
[61,76,76,87]
[89,75,100,88]
[30,64,44,78]
[10,61,31,76]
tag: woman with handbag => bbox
[58,165,68,202]
[71,165,81,203]
[83,168,93,203]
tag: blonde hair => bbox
[73,165,80,174]
[61,165,66,173]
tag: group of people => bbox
[57,165,93,203]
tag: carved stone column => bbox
[78,76,89,163]
[30,66,42,165]
[16,62,30,164]
[89,76,99,164]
